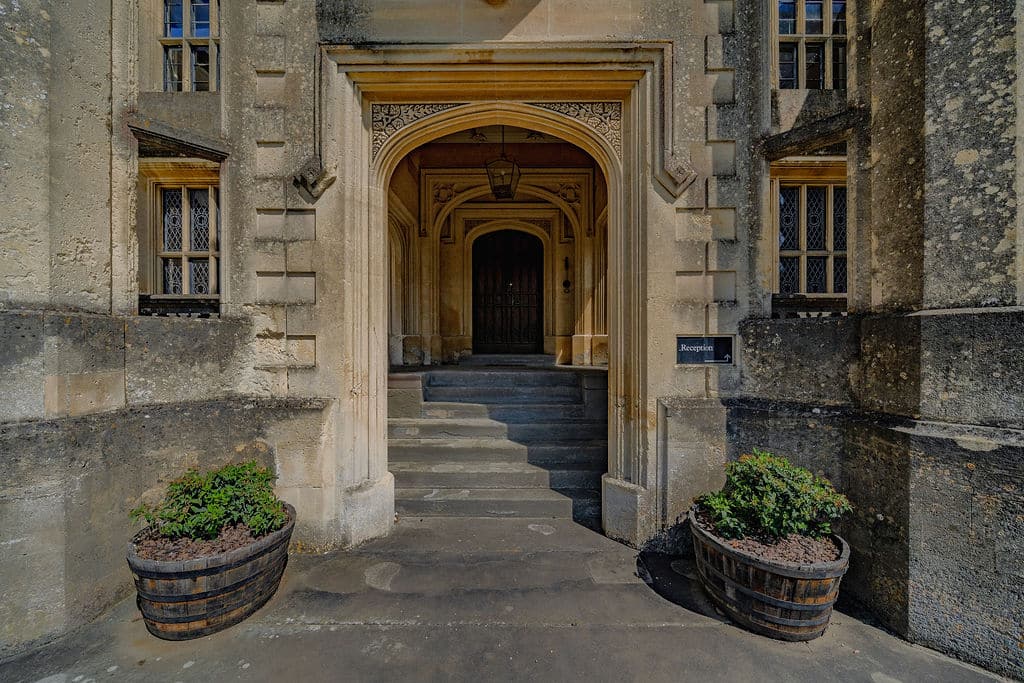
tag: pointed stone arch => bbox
[321,50,663,547]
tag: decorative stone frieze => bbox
[530,102,623,157]
[370,101,626,162]
[371,103,463,158]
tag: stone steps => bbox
[388,365,607,527]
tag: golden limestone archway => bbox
[323,44,675,544]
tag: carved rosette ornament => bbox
[557,183,582,205]
[530,102,623,157]
[371,104,463,158]
[433,183,456,204]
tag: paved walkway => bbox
[2,518,1004,682]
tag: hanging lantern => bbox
[485,126,521,200]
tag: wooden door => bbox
[472,230,543,354]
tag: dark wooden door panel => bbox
[473,230,543,354]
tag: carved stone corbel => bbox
[294,156,337,200]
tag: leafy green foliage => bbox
[131,461,287,540]
[697,449,851,541]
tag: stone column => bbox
[49,0,114,313]
[867,0,927,312]
[316,60,394,548]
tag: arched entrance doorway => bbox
[385,124,605,367]
[472,229,544,354]
[322,43,679,544]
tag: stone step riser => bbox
[424,387,582,404]
[393,468,603,490]
[394,469,549,489]
[507,423,607,441]
[395,497,573,519]
[390,445,607,466]
[549,469,605,490]
[420,404,589,421]
[387,421,606,441]
[425,371,582,388]
[388,422,508,439]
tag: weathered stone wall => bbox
[0,397,328,659]
[739,317,860,405]
[725,403,910,633]
[726,400,1023,679]
[729,311,1024,678]
[0,310,255,423]
[0,0,51,306]
[923,0,1019,308]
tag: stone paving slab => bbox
[1,518,1007,683]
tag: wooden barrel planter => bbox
[126,504,295,640]
[688,507,850,642]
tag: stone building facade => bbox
[0,0,1021,678]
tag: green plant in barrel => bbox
[697,449,851,540]
[131,460,287,540]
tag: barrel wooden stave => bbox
[688,507,849,642]
[127,504,295,641]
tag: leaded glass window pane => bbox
[163,45,183,92]
[780,258,800,294]
[164,0,183,37]
[189,189,210,250]
[833,186,848,250]
[806,1,824,34]
[191,0,211,37]
[214,188,221,247]
[833,257,848,294]
[190,260,211,295]
[806,256,828,293]
[162,188,183,251]
[806,186,827,250]
[779,43,798,89]
[779,186,800,250]
[806,43,825,89]
[192,46,211,92]
[832,43,847,91]
[832,0,847,35]
[779,1,797,35]
[163,258,183,295]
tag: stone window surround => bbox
[772,0,847,90]
[137,159,222,307]
[769,158,847,299]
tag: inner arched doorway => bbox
[472,229,544,354]
[385,124,608,367]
